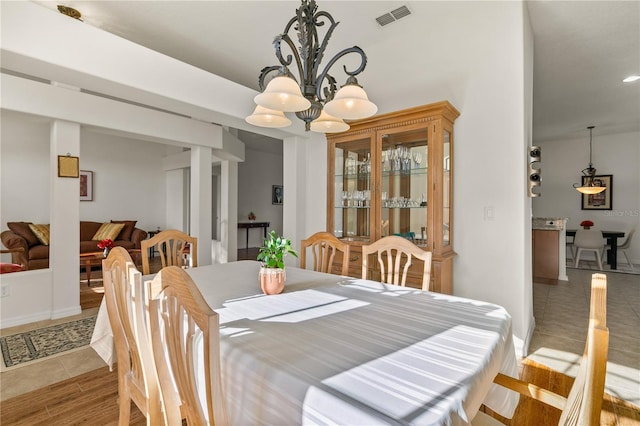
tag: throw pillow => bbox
[1,263,24,274]
[28,224,51,246]
[92,222,125,241]
[111,220,137,241]
[7,222,39,247]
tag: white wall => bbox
[533,130,640,263]
[79,131,167,231]
[0,112,51,225]
[237,147,283,248]
[298,2,535,355]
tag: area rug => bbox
[566,258,639,275]
[0,316,97,370]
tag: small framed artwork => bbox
[272,185,283,205]
[80,170,94,201]
[57,155,79,178]
[581,174,612,210]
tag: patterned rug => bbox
[0,316,97,370]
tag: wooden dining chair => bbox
[362,236,432,291]
[141,229,198,275]
[473,273,609,426]
[148,266,228,426]
[300,231,351,276]
[102,247,164,426]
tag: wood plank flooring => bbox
[2,359,638,425]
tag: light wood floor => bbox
[1,358,638,425]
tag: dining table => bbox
[566,229,625,269]
[91,261,519,425]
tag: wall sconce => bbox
[528,146,541,197]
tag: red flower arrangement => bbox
[580,220,594,230]
[97,239,114,250]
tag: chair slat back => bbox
[559,273,609,426]
[362,236,432,290]
[574,229,605,250]
[149,266,227,426]
[102,247,164,425]
[300,232,350,276]
[141,229,198,275]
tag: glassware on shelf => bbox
[413,152,422,168]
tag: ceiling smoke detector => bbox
[376,5,411,27]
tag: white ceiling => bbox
[31,1,640,145]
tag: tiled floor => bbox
[1,264,638,409]
[0,307,107,401]
[529,267,640,406]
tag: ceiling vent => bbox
[376,5,411,27]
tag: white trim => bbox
[0,310,52,329]
[51,306,82,320]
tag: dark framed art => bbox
[272,185,283,205]
[80,170,94,201]
[581,174,612,210]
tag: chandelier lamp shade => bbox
[245,0,377,133]
[245,105,292,128]
[573,126,606,195]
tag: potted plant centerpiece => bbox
[256,230,298,295]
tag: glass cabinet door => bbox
[333,136,373,242]
[380,127,429,249]
[442,129,452,247]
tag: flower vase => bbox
[259,267,285,295]
[103,247,110,258]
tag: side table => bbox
[147,229,161,257]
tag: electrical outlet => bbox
[0,284,9,297]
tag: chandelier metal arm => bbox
[309,10,338,81]
[315,46,368,102]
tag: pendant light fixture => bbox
[573,126,606,194]
[245,0,377,133]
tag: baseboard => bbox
[51,305,82,320]
[522,316,536,358]
[0,310,52,329]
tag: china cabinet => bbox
[326,102,459,294]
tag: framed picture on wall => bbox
[57,155,79,178]
[581,174,612,210]
[272,185,283,205]
[80,170,93,201]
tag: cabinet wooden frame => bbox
[326,101,459,294]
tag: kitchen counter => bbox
[532,217,568,283]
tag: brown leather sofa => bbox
[1,221,147,270]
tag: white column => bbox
[220,160,238,262]
[50,119,81,319]
[190,146,212,266]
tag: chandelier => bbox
[573,126,606,194]
[245,0,377,133]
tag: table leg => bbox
[607,237,618,269]
[85,260,91,286]
[246,229,249,250]
[263,226,267,240]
